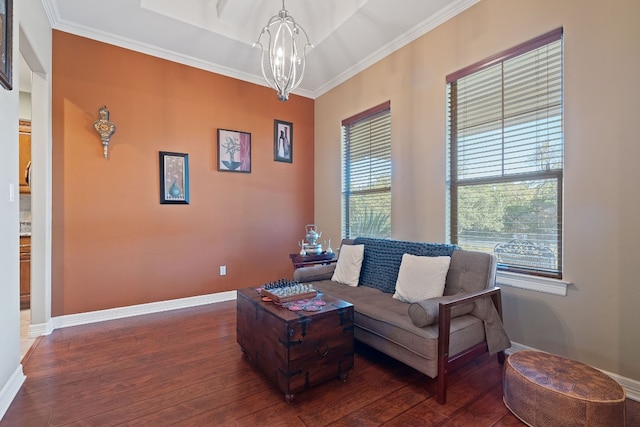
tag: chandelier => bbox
[254,0,313,101]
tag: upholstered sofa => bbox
[293,237,511,404]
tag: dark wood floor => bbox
[2,301,638,426]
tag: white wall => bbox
[0,0,25,418]
[18,91,31,120]
[0,0,51,419]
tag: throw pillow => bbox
[392,254,451,303]
[408,295,475,327]
[331,244,364,287]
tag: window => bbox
[342,101,391,239]
[447,29,563,278]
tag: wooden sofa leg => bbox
[437,372,447,404]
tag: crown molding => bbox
[311,0,481,98]
[41,0,61,27]
[41,0,315,99]
[41,0,477,100]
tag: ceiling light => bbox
[254,0,313,101]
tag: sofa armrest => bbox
[437,287,503,358]
[408,294,475,327]
[437,287,505,403]
[293,263,336,283]
[409,288,502,327]
[439,287,502,315]
[438,287,510,354]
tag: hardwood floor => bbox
[3,301,638,426]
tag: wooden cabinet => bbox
[20,236,31,309]
[19,120,31,193]
[289,252,337,269]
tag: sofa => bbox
[293,237,511,404]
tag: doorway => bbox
[18,54,35,359]
[19,31,53,358]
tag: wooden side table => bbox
[289,252,337,269]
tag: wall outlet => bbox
[220,265,226,276]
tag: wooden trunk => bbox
[236,287,354,402]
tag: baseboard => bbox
[505,341,537,355]
[0,365,26,421]
[28,320,54,338]
[50,291,237,330]
[506,342,640,402]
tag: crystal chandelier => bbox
[254,0,313,101]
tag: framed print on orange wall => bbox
[274,119,293,163]
[217,128,251,173]
[159,151,189,204]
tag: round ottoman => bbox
[503,351,625,426]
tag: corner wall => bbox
[0,0,23,417]
[314,0,640,382]
[52,31,314,316]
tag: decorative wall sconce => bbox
[93,106,117,159]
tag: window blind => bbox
[447,29,564,277]
[342,102,391,239]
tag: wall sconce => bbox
[93,106,117,159]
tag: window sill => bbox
[496,271,570,296]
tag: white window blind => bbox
[447,29,564,278]
[342,101,391,239]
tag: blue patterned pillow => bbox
[353,238,458,294]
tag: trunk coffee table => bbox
[236,287,354,402]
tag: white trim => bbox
[40,0,60,26]
[311,0,481,98]
[506,342,640,402]
[608,371,640,402]
[0,366,26,421]
[50,21,291,94]
[41,1,315,99]
[51,291,237,330]
[28,321,54,338]
[41,0,478,100]
[497,271,570,296]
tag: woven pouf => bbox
[503,351,625,426]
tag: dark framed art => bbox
[0,0,13,90]
[159,151,189,204]
[274,119,293,163]
[217,129,251,173]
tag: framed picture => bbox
[159,151,189,204]
[274,119,293,163]
[217,129,251,173]
[0,0,13,90]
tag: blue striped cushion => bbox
[353,238,458,294]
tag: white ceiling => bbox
[25,0,480,98]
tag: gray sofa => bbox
[294,237,511,404]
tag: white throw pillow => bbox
[392,254,451,303]
[331,244,365,287]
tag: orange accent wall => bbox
[51,31,315,316]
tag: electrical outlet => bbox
[220,265,226,276]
